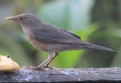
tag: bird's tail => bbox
[83,43,118,53]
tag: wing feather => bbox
[32,22,81,44]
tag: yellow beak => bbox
[5,17,14,20]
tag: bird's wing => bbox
[32,23,82,44]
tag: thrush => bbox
[5,13,117,68]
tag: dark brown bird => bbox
[5,13,117,68]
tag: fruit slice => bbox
[0,55,20,72]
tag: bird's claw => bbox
[22,66,56,70]
[43,66,56,69]
[22,66,44,70]
[30,66,45,70]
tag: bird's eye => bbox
[20,17,23,20]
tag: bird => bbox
[5,13,117,69]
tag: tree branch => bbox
[0,68,121,82]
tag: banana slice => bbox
[0,54,20,72]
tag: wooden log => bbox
[0,68,121,82]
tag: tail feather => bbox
[83,43,118,53]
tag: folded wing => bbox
[32,23,83,44]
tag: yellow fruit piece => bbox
[0,55,20,72]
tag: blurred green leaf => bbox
[111,48,121,67]
[38,0,95,30]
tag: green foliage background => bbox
[0,0,120,68]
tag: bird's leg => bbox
[44,52,59,67]
[37,52,54,68]
[23,52,58,70]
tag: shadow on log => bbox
[0,68,121,83]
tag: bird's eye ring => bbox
[20,17,23,20]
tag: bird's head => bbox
[5,13,41,28]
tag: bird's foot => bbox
[30,66,54,71]
[30,66,45,70]
[43,66,56,69]
[22,66,45,70]
[22,66,56,70]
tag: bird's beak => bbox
[5,16,15,20]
